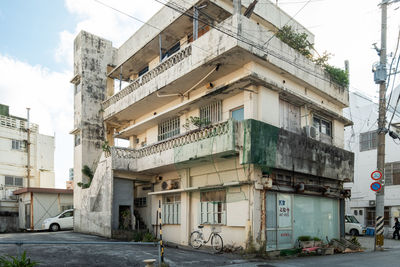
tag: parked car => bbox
[42,209,74,231]
[345,214,366,236]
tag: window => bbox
[359,210,363,216]
[200,100,222,124]
[162,42,180,60]
[61,205,73,211]
[74,134,81,146]
[12,140,25,150]
[162,194,181,224]
[354,210,358,216]
[134,197,147,207]
[359,130,377,152]
[199,190,226,225]
[313,116,332,136]
[138,66,149,77]
[5,176,23,187]
[384,161,400,185]
[158,117,180,141]
[279,100,301,133]
[60,210,73,218]
[231,106,244,121]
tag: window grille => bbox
[313,116,332,136]
[74,134,81,147]
[384,161,400,185]
[158,117,180,141]
[162,194,181,224]
[199,190,226,225]
[359,130,377,152]
[200,101,222,124]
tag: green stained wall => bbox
[0,104,9,116]
[242,119,279,170]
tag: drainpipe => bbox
[30,192,33,230]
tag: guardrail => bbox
[0,240,162,265]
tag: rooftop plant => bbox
[276,26,349,88]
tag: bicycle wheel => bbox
[211,233,223,253]
[190,231,203,249]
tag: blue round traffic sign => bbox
[370,182,382,192]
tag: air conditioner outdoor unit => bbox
[304,125,319,140]
[161,180,180,190]
[369,200,376,207]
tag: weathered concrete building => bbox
[344,89,400,234]
[71,0,353,250]
[0,104,55,232]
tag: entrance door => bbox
[266,192,293,251]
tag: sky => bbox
[0,0,399,188]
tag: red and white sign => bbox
[371,170,383,181]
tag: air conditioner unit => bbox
[369,200,376,207]
[304,125,319,140]
[161,180,180,190]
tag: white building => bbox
[0,104,55,214]
[72,0,353,250]
[344,88,400,232]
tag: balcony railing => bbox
[0,115,38,132]
[110,120,231,160]
[103,45,192,109]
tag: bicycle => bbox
[190,224,223,253]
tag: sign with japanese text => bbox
[277,193,291,228]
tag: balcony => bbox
[110,120,236,173]
[103,15,349,127]
[108,119,353,181]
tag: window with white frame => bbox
[158,117,180,141]
[199,190,226,225]
[5,176,23,187]
[200,100,222,124]
[12,140,25,150]
[162,194,181,224]
[359,130,377,152]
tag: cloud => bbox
[0,53,73,188]
[55,0,163,68]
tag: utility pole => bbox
[26,108,31,188]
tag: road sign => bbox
[370,182,382,192]
[371,170,383,180]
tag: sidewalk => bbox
[357,235,400,251]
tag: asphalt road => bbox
[0,232,399,266]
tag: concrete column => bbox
[258,86,279,127]
[244,86,258,120]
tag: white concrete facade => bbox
[72,0,353,250]
[344,89,400,231]
[0,106,55,213]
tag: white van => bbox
[42,209,74,231]
[345,214,366,236]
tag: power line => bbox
[385,29,400,111]
[155,0,346,90]
[263,0,313,47]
